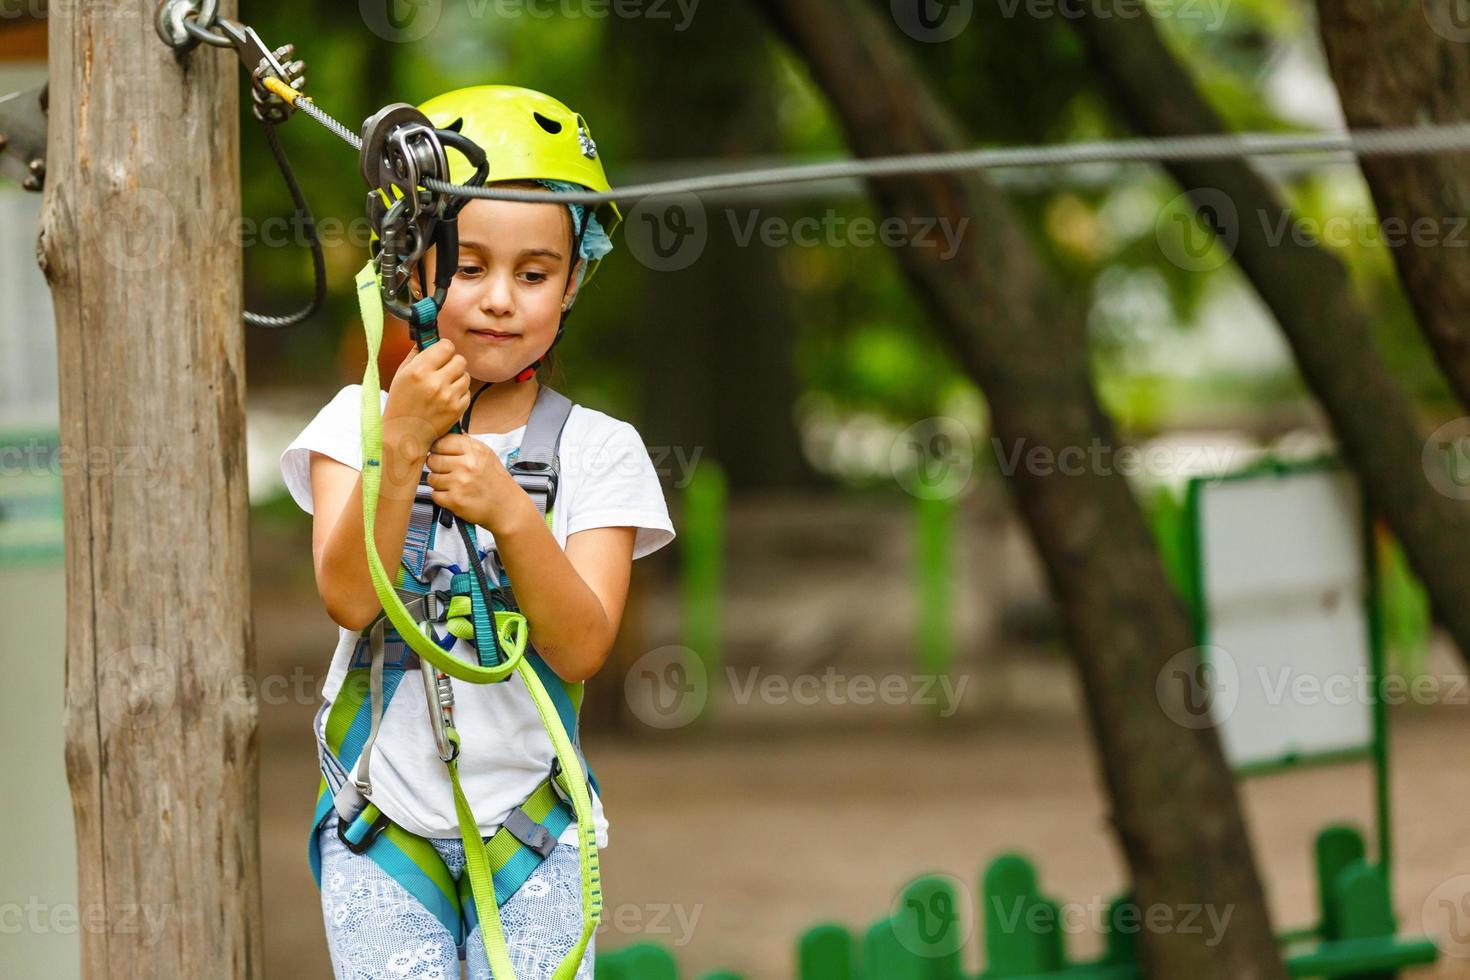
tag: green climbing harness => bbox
[305,260,602,980]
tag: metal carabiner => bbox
[419,652,460,764]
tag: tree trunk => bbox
[1068,0,1470,672]
[1315,0,1470,411]
[38,3,262,977]
[607,3,815,491]
[748,1,1286,976]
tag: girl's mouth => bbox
[468,328,519,342]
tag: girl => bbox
[279,85,675,979]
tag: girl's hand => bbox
[384,342,470,452]
[425,433,524,532]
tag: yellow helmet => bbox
[417,85,621,287]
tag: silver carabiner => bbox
[419,646,459,764]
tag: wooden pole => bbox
[37,1,262,976]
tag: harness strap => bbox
[354,589,449,796]
[509,386,573,521]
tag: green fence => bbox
[594,823,1437,980]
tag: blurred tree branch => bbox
[1068,0,1470,671]
[747,0,1287,975]
[1314,1,1470,406]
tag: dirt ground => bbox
[250,494,1470,979]
[257,635,1470,977]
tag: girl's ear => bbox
[561,257,586,311]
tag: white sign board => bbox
[1193,463,1375,771]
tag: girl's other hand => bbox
[384,342,471,448]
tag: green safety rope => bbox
[356,260,602,980]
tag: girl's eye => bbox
[457,264,482,276]
[520,270,549,284]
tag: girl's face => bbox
[416,190,581,383]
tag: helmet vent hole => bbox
[533,112,563,135]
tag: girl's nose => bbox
[480,272,515,317]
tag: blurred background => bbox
[2,1,1468,977]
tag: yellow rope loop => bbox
[261,74,305,106]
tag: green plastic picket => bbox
[981,853,1065,976]
[891,875,967,979]
[594,942,679,980]
[1099,893,1140,966]
[862,917,930,980]
[799,923,856,979]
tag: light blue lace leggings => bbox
[317,811,596,979]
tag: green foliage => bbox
[239,0,1455,455]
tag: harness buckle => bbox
[502,808,558,859]
[508,459,559,514]
[336,807,390,855]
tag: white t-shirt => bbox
[279,383,676,845]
